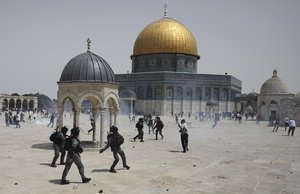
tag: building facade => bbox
[0,94,38,111]
[57,48,119,145]
[257,69,294,121]
[115,15,241,116]
[257,69,300,124]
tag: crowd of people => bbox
[1,109,297,186]
[47,112,191,184]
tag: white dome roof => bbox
[260,69,289,94]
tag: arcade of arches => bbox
[57,83,119,146]
[0,95,38,111]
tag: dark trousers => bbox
[111,148,127,170]
[62,152,86,180]
[148,125,154,134]
[51,144,66,165]
[288,127,295,136]
[285,123,289,131]
[181,133,189,151]
[15,120,21,128]
[212,121,217,128]
[273,125,279,132]
[134,129,144,141]
[155,129,163,139]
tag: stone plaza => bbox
[0,114,299,194]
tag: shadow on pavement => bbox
[91,169,110,173]
[168,150,184,153]
[31,143,53,150]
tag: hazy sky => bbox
[0,0,299,99]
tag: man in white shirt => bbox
[178,119,189,152]
[287,119,296,136]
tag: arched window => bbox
[167,87,174,99]
[9,99,15,110]
[23,99,28,110]
[213,88,219,101]
[29,100,35,110]
[155,87,162,98]
[196,87,202,100]
[138,87,145,99]
[16,99,22,110]
[222,89,228,101]
[147,87,152,98]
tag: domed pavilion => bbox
[257,69,293,121]
[57,39,119,145]
[115,6,242,116]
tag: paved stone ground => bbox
[0,114,299,194]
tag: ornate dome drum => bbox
[59,51,115,83]
[131,17,200,73]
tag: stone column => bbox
[130,98,133,116]
[99,109,106,146]
[92,108,97,142]
[20,99,23,111]
[114,111,118,126]
[73,107,79,128]
[110,108,118,126]
[58,106,63,130]
[34,99,38,110]
[109,110,113,127]
[210,87,214,101]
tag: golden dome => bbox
[133,17,199,58]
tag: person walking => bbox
[99,126,130,173]
[4,111,9,127]
[33,112,37,120]
[51,126,68,167]
[178,119,189,153]
[87,116,95,134]
[133,118,144,142]
[60,127,91,185]
[212,113,220,129]
[256,114,262,125]
[153,117,164,140]
[272,116,280,132]
[175,114,179,124]
[147,114,154,134]
[287,119,297,136]
[47,113,55,128]
[15,112,21,128]
[284,117,289,131]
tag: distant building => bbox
[57,46,119,145]
[279,92,300,124]
[115,13,242,116]
[0,94,38,111]
[257,69,295,122]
